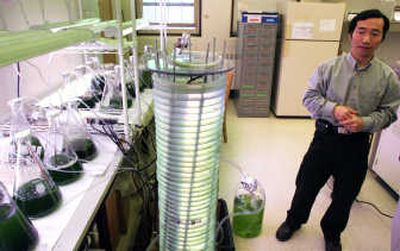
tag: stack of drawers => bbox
[234,15,279,117]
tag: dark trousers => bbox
[286,124,370,241]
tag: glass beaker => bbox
[0,181,38,251]
[8,98,62,219]
[59,101,98,161]
[43,109,83,185]
[233,176,265,238]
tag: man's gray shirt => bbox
[303,53,400,133]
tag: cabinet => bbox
[371,109,400,195]
[234,16,279,117]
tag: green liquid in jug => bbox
[14,178,62,218]
[233,194,264,238]
[69,138,97,161]
[0,204,38,250]
[48,154,83,185]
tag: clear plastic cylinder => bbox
[153,73,226,251]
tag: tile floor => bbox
[218,100,398,251]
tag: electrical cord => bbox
[326,178,394,219]
[355,198,393,219]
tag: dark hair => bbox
[348,9,390,41]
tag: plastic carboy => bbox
[233,175,265,238]
[0,181,38,250]
[43,109,83,185]
[8,98,62,218]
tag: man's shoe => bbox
[325,239,342,251]
[275,221,300,241]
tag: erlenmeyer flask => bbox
[43,109,83,185]
[0,181,38,251]
[88,57,106,99]
[60,101,98,161]
[100,66,133,110]
[74,66,99,109]
[10,97,45,160]
[9,98,62,219]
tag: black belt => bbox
[316,119,352,135]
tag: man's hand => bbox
[339,115,364,132]
[333,105,358,121]
[333,105,364,132]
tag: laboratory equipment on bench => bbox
[100,66,133,110]
[11,97,46,160]
[0,181,38,251]
[43,109,83,186]
[233,175,265,238]
[146,38,233,250]
[59,101,98,161]
[8,98,62,219]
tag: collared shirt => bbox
[303,53,400,133]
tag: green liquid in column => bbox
[0,204,38,251]
[233,195,264,238]
[0,205,38,251]
[48,154,83,185]
[69,138,98,161]
[14,178,62,218]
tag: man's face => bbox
[349,18,384,60]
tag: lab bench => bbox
[0,90,155,251]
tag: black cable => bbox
[327,178,394,219]
[355,198,393,218]
[186,75,203,84]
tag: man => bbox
[275,9,400,251]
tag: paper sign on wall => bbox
[320,19,337,32]
[291,22,314,39]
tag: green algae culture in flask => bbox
[59,100,98,161]
[8,97,45,161]
[100,66,133,110]
[0,181,38,251]
[43,109,83,186]
[233,175,265,238]
[8,98,62,219]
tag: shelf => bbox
[64,38,135,54]
[0,18,145,68]
[0,29,94,67]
